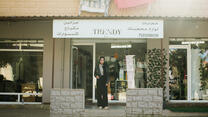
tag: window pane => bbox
[169,48,187,100]
[170,39,208,101]
[0,40,43,102]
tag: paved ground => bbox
[0,108,50,117]
[162,110,208,117]
[0,105,208,117]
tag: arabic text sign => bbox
[53,20,163,39]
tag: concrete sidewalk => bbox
[0,105,208,117]
[162,109,208,117]
[0,108,50,117]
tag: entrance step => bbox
[80,109,126,117]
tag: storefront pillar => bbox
[147,39,161,49]
[43,38,54,103]
[63,39,71,88]
[43,38,71,103]
[53,39,65,88]
[53,39,71,88]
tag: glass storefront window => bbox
[0,40,43,102]
[170,39,208,101]
[96,43,147,102]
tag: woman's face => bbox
[100,58,104,65]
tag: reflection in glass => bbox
[72,45,93,103]
[170,40,208,101]
[169,48,187,100]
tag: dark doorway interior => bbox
[72,45,93,105]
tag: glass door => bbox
[169,45,191,101]
[71,44,94,104]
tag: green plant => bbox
[147,48,167,88]
[146,48,167,103]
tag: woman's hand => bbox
[96,75,100,79]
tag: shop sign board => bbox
[53,20,163,39]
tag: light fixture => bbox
[111,44,132,48]
[12,43,43,47]
[181,41,205,45]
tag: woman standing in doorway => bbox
[94,56,109,109]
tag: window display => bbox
[0,40,43,102]
[170,39,208,101]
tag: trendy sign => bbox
[53,20,163,39]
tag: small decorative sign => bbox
[79,0,111,16]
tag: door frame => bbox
[169,45,192,101]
